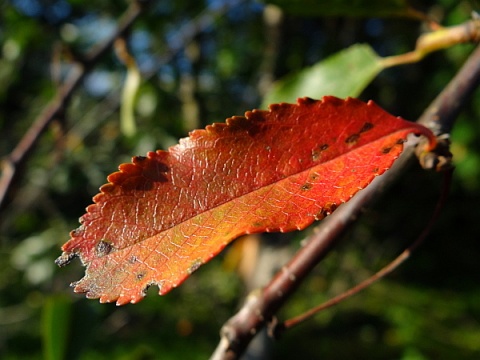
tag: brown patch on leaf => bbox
[300,183,313,191]
[96,240,114,257]
[345,133,360,145]
[315,203,338,220]
[136,272,146,280]
[310,172,319,181]
[312,144,329,161]
[359,122,374,133]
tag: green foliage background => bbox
[1,0,480,359]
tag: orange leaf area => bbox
[56,96,435,305]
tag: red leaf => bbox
[56,96,435,305]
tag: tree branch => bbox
[0,0,149,214]
[417,46,480,135]
[211,43,480,360]
[280,168,452,332]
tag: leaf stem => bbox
[380,18,480,68]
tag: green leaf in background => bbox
[117,37,141,138]
[42,296,72,360]
[262,44,383,107]
[120,61,141,138]
[267,0,424,18]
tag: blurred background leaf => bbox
[42,295,72,360]
[262,44,382,106]
[266,0,423,18]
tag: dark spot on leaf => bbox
[188,259,203,274]
[325,202,338,214]
[247,125,261,137]
[301,183,313,191]
[128,256,138,264]
[310,172,319,181]
[301,97,316,105]
[373,167,379,174]
[134,156,147,162]
[345,134,360,145]
[359,122,374,133]
[70,227,84,237]
[316,203,338,219]
[121,177,154,191]
[315,209,326,220]
[96,240,114,257]
[312,144,329,161]
[231,119,262,137]
[396,138,406,145]
[136,272,145,280]
[142,161,169,183]
[382,147,392,154]
[118,159,169,191]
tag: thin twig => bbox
[0,0,149,213]
[211,43,480,360]
[380,17,480,68]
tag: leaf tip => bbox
[55,252,78,267]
